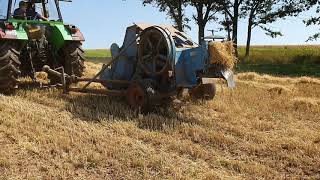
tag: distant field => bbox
[85,46,320,64]
[238,45,320,64]
[84,49,111,58]
[238,45,320,77]
[85,45,320,77]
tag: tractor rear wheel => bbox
[0,41,21,94]
[49,42,86,84]
[60,42,85,77]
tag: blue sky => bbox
[60,0,320,49]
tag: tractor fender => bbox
[0,30,22,39]
[71,28,85,41]
[64,24,85,41]
[0,27,28,40]
[0,27,27,49]
[49,24,84,50]
[0,29,8,38]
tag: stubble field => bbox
[0,61,319,179]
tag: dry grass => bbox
[238,72,320,85]
[292,97,320,110]
[0,62,319,179]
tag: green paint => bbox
[6,18,74,50]
[51,24,72,50]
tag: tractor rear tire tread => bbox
[62,42,86,77]
[0,42,21,94]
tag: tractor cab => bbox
[3,0,65,22]
[1,0,83,43]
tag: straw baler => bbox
[44,23,235,109]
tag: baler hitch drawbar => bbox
[43,65,130,97]
[43,65,177,108]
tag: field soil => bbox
[0,62,319,179]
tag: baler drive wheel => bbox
[126,80,156,110]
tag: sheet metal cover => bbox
[134,23,189,38]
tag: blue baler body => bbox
[100,23,233,90]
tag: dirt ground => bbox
[0,62,319,179]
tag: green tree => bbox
[190,0,219,43]
[142,0,189,31]
[216,0,247,57]
[242,0,303,62]
[220,13,233,41]
[304,0,320,41]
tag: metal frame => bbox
[42,28,147,96]
[43,65,178,103]
[43,65,130,97]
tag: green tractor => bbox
[0,0,85,93]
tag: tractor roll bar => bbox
[7,0,13,18]
[54,0,63,21]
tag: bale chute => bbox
[208,41,237,69]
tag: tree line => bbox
[142,0,320,62]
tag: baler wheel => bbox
[0,41,21,94]
[126,80,156,110]
[127,83,147,109]
[189,83,216,100]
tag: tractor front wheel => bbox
[0,41,21,94]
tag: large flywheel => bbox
[138,27,174,76]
